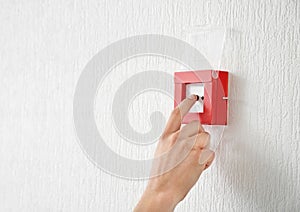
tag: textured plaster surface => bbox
[0,0,299,211]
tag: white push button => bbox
[186,83,204,113]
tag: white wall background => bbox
[0,0,299,211]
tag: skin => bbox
[134,95,215,212]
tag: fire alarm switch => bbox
[174,70,229,125]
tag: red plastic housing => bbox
[174,70,229,125]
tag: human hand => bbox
[134,95,215,212]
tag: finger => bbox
[187,132,210,149]
[198,149,215,166]
[203,153,215,170]
[163,95,198,136]
[178,120,205,139]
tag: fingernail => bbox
[199,149,213,165]
[188,94,198,100]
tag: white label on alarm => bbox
[186,83,204,113]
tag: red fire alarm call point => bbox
[174,70,229,125]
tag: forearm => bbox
[134,189,177,212]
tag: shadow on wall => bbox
[219,74,295,211]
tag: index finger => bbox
[162,94,198,136]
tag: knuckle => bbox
[191,146,198,152]
[159,131,180,145]
[170,131,180,141]
[192,144,202,152]
[171,107,180,117]
[196,132,210,147]
[170,132,180,145]
[201,131,210,138]
[198,132,210,141]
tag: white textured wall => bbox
[0,0,299,211]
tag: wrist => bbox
[134,189,178,212]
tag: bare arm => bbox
[134,95,215,212]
